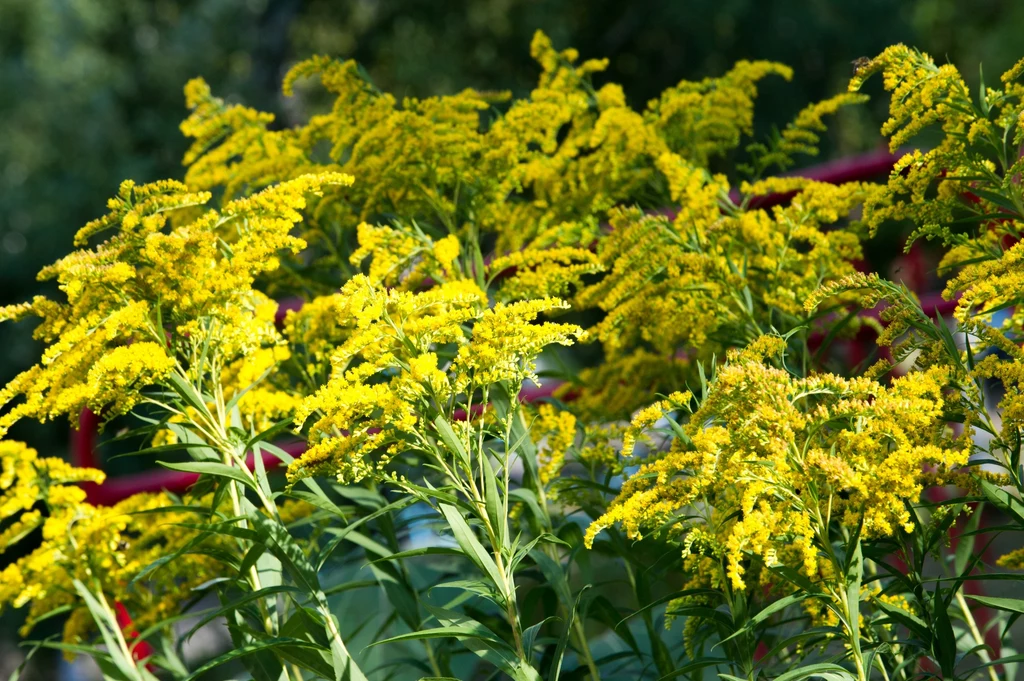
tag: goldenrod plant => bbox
[3,31,1024,681]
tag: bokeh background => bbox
[2,0,1024,676]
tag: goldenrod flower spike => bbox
[586,336,967,593]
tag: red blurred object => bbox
[114,602,155,665]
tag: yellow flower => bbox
[531,404,578,485]
[433,234,461,277]
[586,337,968,591]
[454,298,582,388]
[0,172,352,436]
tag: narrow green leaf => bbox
[184,638,321,680]
[480,454,506,548]
[550,585,588,681]
[772,663,856,681]
[434,415,471,471]
[717,592,809,646]
[157,460,257,492]
[166,373,215,422]
[932,587,957,678]
[439,503,507,599]
[183,585,301,642]
[965,594,1024,615]
[249,513,367,681]
[369,625,502,647]
[529,549,572,607]
[655,657,730,680]
[72,580,150,681]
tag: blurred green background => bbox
[2,0,1024,677]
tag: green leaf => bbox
[184,638,322,680]
[522,615,561,663]
[369,624,506,647]
[422,603,524,673]
[717,592,809,646]
[249,513,367,681]
[166,373,215,422]
[771,663,856,681]
[769,564,824,596]
[182,585,301,642]
[845,538,863,663]
[285,489,350,521]
[932,587,957,678]
[614,588,723,630]
[371,546,465,563]
[529,549,572,607]
[245,416,295,450]
[430,578,501,600]
[979,479,1024,525]
[966,186,1023,217]
[8,639,46,681]
[278,607,337,679]
[480,453,506,548]
[439,503,507,599]
[157,460,257,492]
[434,415,471,471]
[72,580,155,681]
[491,385,540,483]
[655,657,730,680]
[979,63,990,116]
[588,596,641,655]
[549,585,588,681]
[317,496,417,569]
[873,597,931,642]
[508,488,545,525]
[250,443,275,506]
[965,594,1024,615]
[367,560,422,632]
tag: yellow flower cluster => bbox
[586,337,968,590]
[745,93,869,174]
[288,274,581,483]
[565,158,878,415]
[530,404,578,485]
[349,221,464,288]
[0,441,221,645]
[16,29,1007,669]
[849,47,1024,467]
[0,173,350,437]
[170,30,884,427]
[489,246,602,302]
[177,29,800,278]
[647,59,792,165]
[849,45,1024,251]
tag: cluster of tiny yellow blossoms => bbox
[529,404,579,486]
[0,441,221,644]
[173,28,887,425]
[849,45,1024,252]
[287,273,581,484]
[586,336,969,591]
[562,164,877,414]
[350,221,463,288]
[0,172,351,437]
[745,93,869,174]
[646,60,793,167]
[488,246,602,302]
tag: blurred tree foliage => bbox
[1,0,1022,455]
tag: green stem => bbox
[955,589,1001,681]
